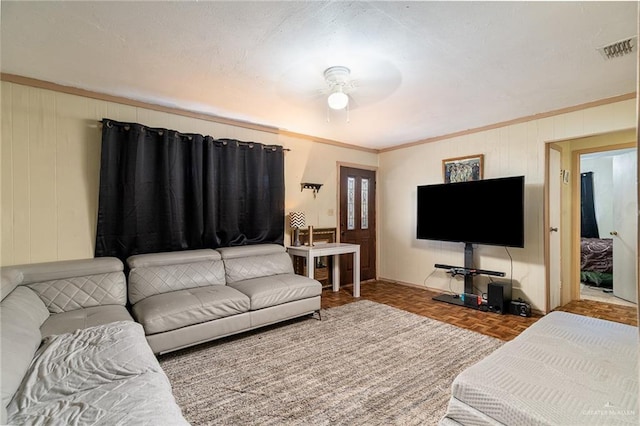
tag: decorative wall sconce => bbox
[301,183,323,198]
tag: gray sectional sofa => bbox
[1,243,322,423]
[0,257,188,425]
[127,243,322,354]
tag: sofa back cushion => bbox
[1,286,49,419]
[19,258,127,314]
[127,249,226,305]
[217,244,294,284]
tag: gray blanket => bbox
[7,321,189,425]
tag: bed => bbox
[439,311,638,425]
[580,237,613,288]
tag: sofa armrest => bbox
[1,268,23,301]
[1,286,49,419]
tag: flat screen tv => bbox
[417,176,525,248]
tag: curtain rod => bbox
[98,120,290,151]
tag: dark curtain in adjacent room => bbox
[95,119,284,262]
[580,171,600,238]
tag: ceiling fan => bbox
[324,66,353,110]
[277,56,402,115]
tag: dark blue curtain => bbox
[580,171,599,238]
[95,119,284,261]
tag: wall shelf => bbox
[301,182,323,197]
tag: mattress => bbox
[440,311,639,425]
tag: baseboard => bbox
[377,277,450,295]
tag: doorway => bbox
[545,129,637,314]
[578,147,637,306]
[339,165,377,283]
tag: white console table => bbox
[287,243,360,297]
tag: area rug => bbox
[159,300,503,425]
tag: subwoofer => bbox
[487,281,512,314]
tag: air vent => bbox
[597,36,637,60]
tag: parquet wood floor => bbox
[322,280,638,341]
[554,299,638,327]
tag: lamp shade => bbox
[327,89,349,110]
[289,211,306,229]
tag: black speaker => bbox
[487,281,512,314]
[509,299,532,317]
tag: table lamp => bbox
[289,211,305,247]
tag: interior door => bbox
[339,166,376,283]
[612,151,638,303]
[548,147,562,310]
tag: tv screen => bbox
[417,176,525,248]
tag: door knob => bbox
[550,227,558,232]
[610,231,618,236]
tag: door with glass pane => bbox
[339,166,376,283]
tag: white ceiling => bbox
[1,1,638,150]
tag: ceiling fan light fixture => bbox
[327,87,349,110]
[324,66,352,110]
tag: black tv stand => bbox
[433,293,465,307]
[432,243,505,309]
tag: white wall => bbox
[0,81,377,266]
[581,148,637,238]
[1,79,636,313]
[378,100,637,312]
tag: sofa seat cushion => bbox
[41,305,133,338]
[229,274,322,311]
[132,286,250,335]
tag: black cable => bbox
[424,268,458,296]
[423,268,438,287]
[504,247,514,286]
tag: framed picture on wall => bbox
[442,154,484,183]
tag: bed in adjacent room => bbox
[580,237,613,288]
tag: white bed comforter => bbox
[7,321,189,426]
[440,311,639,426]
